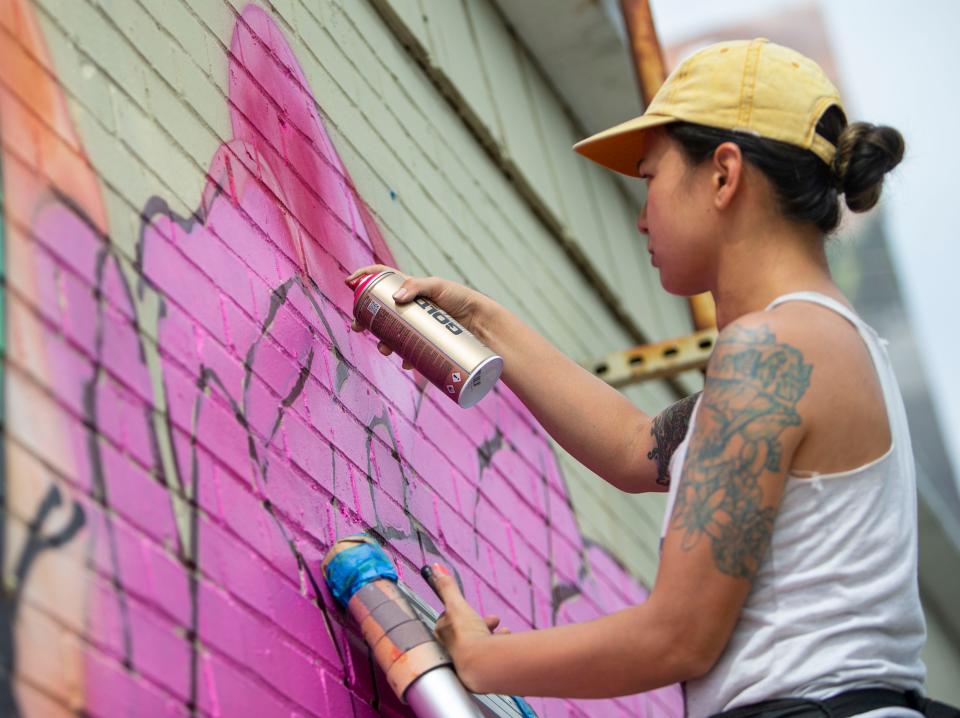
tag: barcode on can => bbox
[368,299,382,317]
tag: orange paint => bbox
[0,0,108,711]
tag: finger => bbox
[377,342,393,356]
[351,319,363,333]
[420,563,467,611]
[391,275,444,305]
[483,615,501,632]
[495,627,511,635]
[344,264,405,287]
[401,359,413,371]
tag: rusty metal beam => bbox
[583,328,718,387]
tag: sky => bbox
[648,0,960,491]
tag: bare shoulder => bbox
[706,310,816,436]
[748,300,879,394]
[716,304,831,355]
[719,302,890,473]
[716,302,871,378]
[709,309,816,385]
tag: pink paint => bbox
[13,2,683,715]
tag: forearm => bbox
[459,604,695,698]
[472,298,651,492]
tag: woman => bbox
[346,39,943,717]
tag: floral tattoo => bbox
[670,324,812,579]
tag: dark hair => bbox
[664,107,905,234]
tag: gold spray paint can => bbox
[352,271,503,408]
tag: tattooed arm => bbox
[648,314,812,667]
[641,391,701,491]
[443,314,814,697]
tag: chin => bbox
[659,273,707,297]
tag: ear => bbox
[711,142,743,210]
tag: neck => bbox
[710,220,838,330]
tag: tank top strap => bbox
[765,291,865,330]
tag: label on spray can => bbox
[352,271,503,408]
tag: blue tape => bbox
[511,696,537,717]
[324,538,398,608]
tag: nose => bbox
[637,203,649,235]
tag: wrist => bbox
[468,292,502,347]
[453,634,495,694]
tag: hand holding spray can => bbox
[351,271,503,408]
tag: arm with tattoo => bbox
[647,392,701,488]
[435,320,815,698]
[670,322,812,579]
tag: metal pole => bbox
[406,667,484,718]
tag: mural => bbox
[0,2,682,716]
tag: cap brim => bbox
[573,114,677,177]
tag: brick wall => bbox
[0,1,688,716]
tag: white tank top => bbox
[660,292,927,718]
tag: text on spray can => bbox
[352,271,503,408]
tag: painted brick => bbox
[198,580,327,715]
[100,438,179,547]
[479,472,549,559]
[14,678,77,718]
[84,503,193,628]
[480,536,534,626]
[323,401,373,471]
[337,451,377,527]
[197,649,305,718]
[198,469,301,581]
[259,445,330,529]
[2,1,686,714]
[84,648,189,718]
[282,408,335,482]
[403,472,439,539]
[7,294,90,419]
[193,378,260,483]
[142,231,227,346]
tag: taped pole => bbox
[321,535,483,718]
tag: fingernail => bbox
[432,563,450,577]
[420,565,434,582]
[392,289,408,302]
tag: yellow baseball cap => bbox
[573,38,845,177]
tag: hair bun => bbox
[833,122,905,212]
